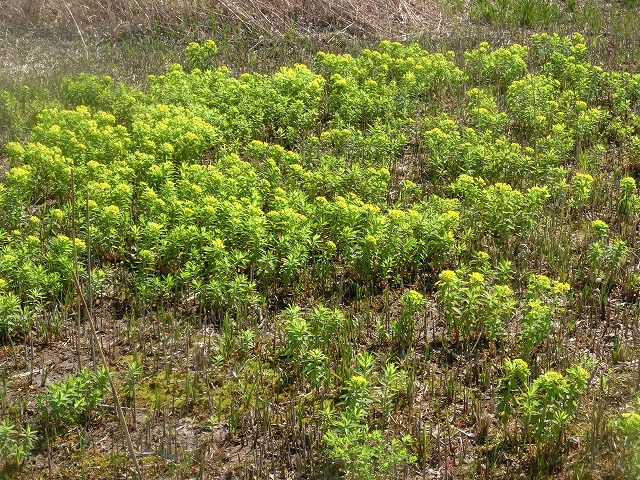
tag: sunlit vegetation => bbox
[1,32,639,479]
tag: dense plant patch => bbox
[1,33,639,479]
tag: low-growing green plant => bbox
[38,367,109,432]
[185,40,219,72]
[497,358,589,454]
[0,292,33,342]
[466,88,508,134]
[618,176,639,219]
[529,33,587,67]
[583,219,630,297]
[506,74,560,137]
[392,289,425,354]
[568,172,594,211]
[611,397,640,479]
[302,348,330,391]
[436,257,516,346]
[378,360,408,427]
[464,42,528,90]
[0,419,37,466]
[122,358,142,421]
[323,374,416,480]
[520,274,571,356]
[324,422,415,480]
[449,175,550,242]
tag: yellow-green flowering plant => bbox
[392,289,425,353]
[497,358,589,453]
[618,176,639,219]
[611,397,640,479]
[185,40,218,71]
[322,370,416,480]
[436,260,516,346]
[520,274,570,356]
[464,42,529,90]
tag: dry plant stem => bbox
[0,0,442,39]
[72,271,144,480]
[60,0,88,58]
[70,168,83,372]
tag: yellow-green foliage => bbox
[2,35,640,478]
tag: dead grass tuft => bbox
[0,0,451,39]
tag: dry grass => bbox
[0,0,451,39]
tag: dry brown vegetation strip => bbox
[0,0,450,38]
